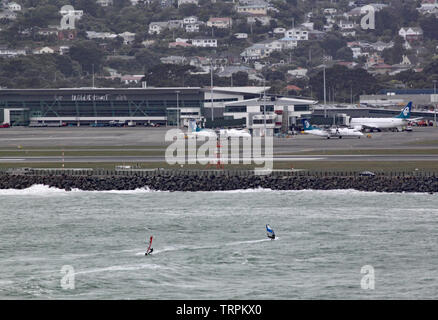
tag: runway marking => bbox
[0,158,25,162]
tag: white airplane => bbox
[219,128,251,139]
[349,102,419,132]
[185,120,217,139]
[329,126,364,139]
[301,119,363,139]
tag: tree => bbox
[232,71,249,86]
[69,41,105,74]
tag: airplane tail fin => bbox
[188,120,197,133]
[301,118,315,131]
[395,102,412,119]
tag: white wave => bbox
[74,263,163,275]
[0,184,68,196]
[0,185,434,196]
[0,184,162,195]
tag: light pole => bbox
[263,76,267,137]
[176,90,180,127]
[434,80,437,127]
[323,64,327,118]
[210,58,214,123]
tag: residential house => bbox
[279,37,298,49]
[191,38,217,48]
[33,47,56,54]
[119,31,136,44]
[96,0,113,6]
[247,15,271,26]
[7,2,22,11]
[185,23,200,33]
[207,17,232,29]
[273,27,286,34]
[236,4,268,16]
[36,27,59,36]
[398,27,423,42]
[234,33,248,39]
[178,0,198,7]
[168,20,184,30]
[0,46,26,57]
[183,16,198,24]
[240,39,282,62]
[168,41,193,48]
[338,20,355,30]
[368,63,392,75]
[308,29,326,40]
[120,75,144,85]
[371,41,394,51]
[0,10,17,20]
[287,67,308,79]
[86,31,118,40]
[148,22,169,35]
[284,27,309,41]
[323,8,337,15]
[365,52,384,69]
[160,56,187,65]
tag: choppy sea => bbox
[0,185,436,299]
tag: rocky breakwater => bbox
[0,173,438,193]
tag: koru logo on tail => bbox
[403,107,409,117]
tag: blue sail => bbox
[266,224,275,239]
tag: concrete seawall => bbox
[0,169,437,193]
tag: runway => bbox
[1,154,437,163]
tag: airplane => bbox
[349,101,420,132]
[219,128,251,139]
[185,119,217,139]
[301,119,363,139]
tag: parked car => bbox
[359,171,376,177]
[0,123,10,128]
[405,125,413,132]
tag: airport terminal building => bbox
[0,87,317,129]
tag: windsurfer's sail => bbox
[145,236,153,255]
[266,224,275,239]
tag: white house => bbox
[148,22,169,34]
[33,47,56,55]
[183,16,198,24]
[247,15,271,26]
[284,27,309,41]
[185,23,200,33]
[191,38,217,48]
[287,68,308,78]
[119,31,136,44]
[323,8,337,15]
[207,17,232,29]
[178,0,198,7]
[234,33,248,39]
[338,20,355,30]
[273,27,286,34]
[96,0,114,6]
[399,27,423,41]
[279,37,298,49]
[7,2,22,11]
